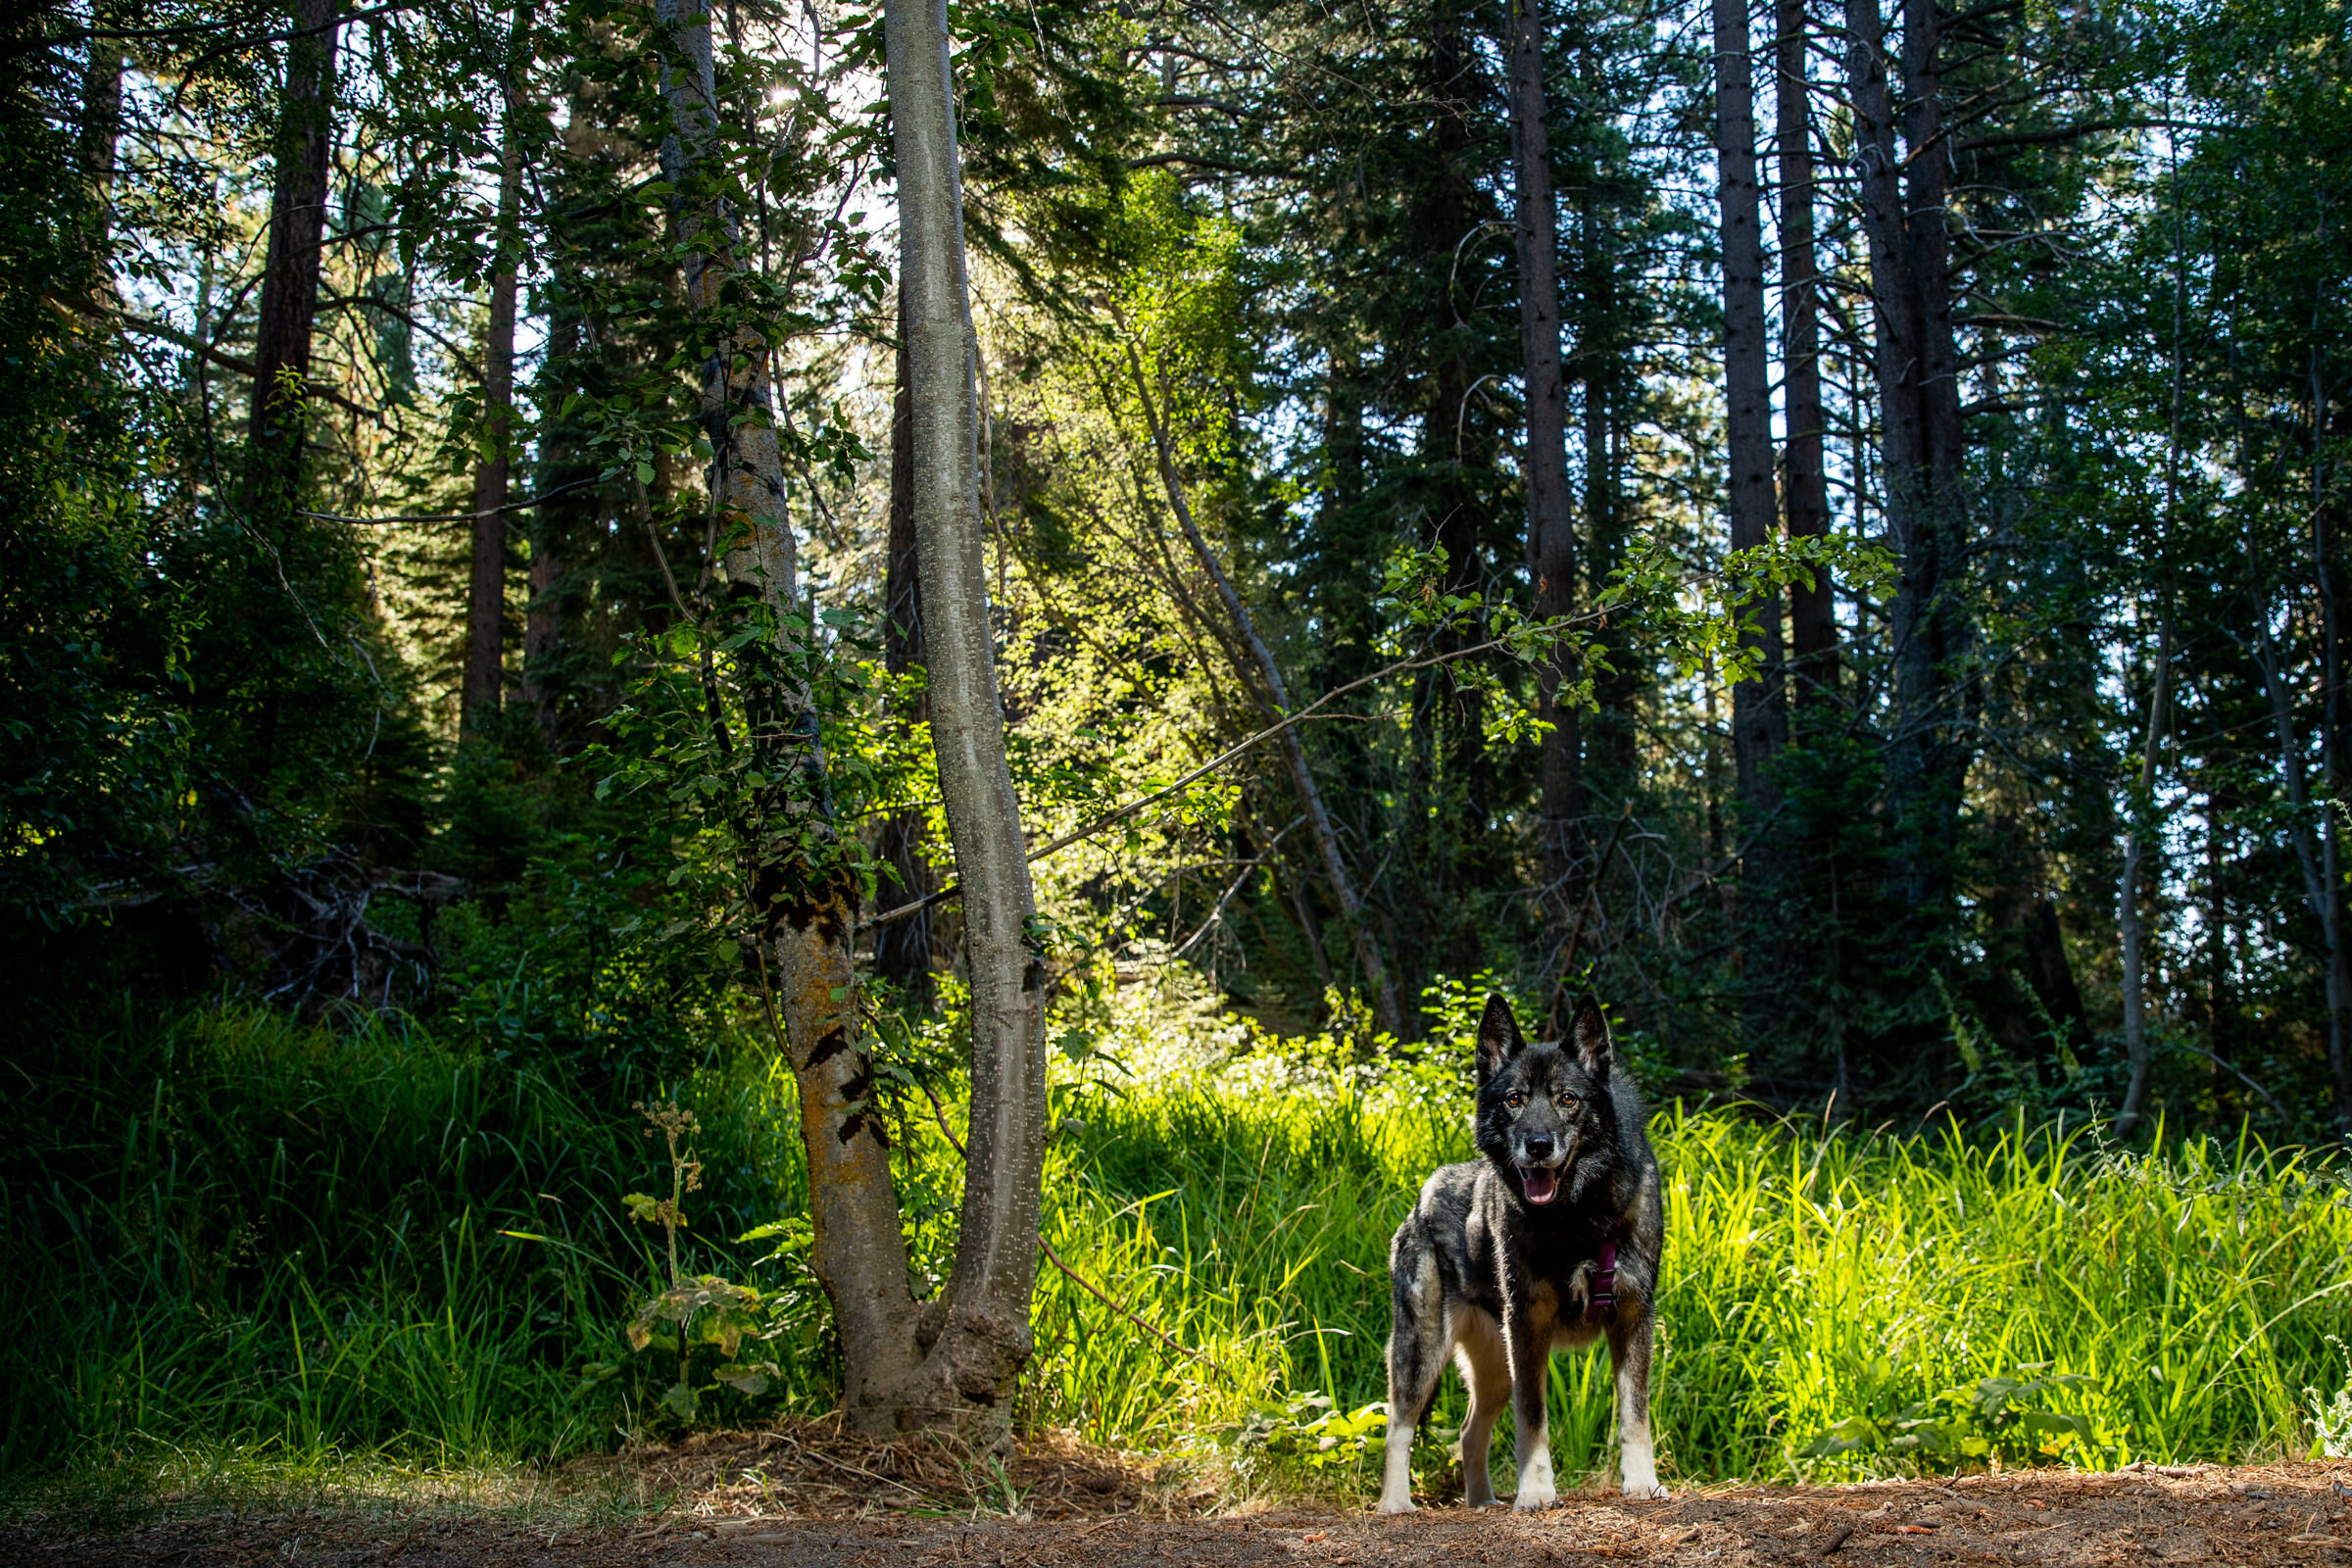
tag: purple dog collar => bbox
[1588,1241,1617,1319]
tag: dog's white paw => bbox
[1512,1480,1558,1511]
[1375,1493,1418,1515]
[1622,1482,1672,1501]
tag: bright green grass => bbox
[5,997,2348,1496]
[1025,1063,2352,1485]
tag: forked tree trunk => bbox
[464,8,531,736]
[886,0,1051,1438]
[248,0,340,510]
[1776,0,1836,694]
[1508,0,1582,954]
[655,0,927,1429]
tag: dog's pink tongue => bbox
[1521,1165,1558,1204]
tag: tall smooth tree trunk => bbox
[2114,621,2170,1136]
[873,305,940,1005]
[464,12,530,736]
[657,0,925,1429]
[1776,0,1836,694]
[1577,36,1640,816]
[1128,354,1407,1041]
[1716,0,1787,824]
[887,0,1051,1438]
[248,0,340,508]
[1509,0,1582,953]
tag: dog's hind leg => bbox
[1379,1222,1446,1513]
[1608,1308,1670,1499]
[1450,1306,1509,1507]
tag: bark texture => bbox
[248,0,340,507]
[1509,0,1582,948]
[887,0,1051,1439]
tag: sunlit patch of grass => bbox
[1004,979,2352,1494]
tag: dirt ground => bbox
[10,1431,2348,1568]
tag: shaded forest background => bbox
[6,0,2352,1149]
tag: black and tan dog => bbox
[1377,993,1668,1512]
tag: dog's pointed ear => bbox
[1570,996,1613,1079]
[1476,993,1526,1082]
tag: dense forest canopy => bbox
[5,0,2351,1143]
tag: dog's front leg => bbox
[1608,1309,1670,1500]
[1501,1299,1555,1510]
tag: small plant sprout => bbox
[613,1100,780,1423]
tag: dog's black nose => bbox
[1523,1134,1554,1161]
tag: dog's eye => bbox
[1555,1093,1579,1109]
[1503,1092,1525,1109]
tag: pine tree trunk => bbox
[1577,48,1639,814]
[1716,0,1787,825]
[464,17,529,736]
[248,0,340,509]
[1776,0,1836,694]
[1509,0,1582,952]
[79,2,122,272]
[1844,0,1965,916]
[886,0,1051,1440]
[655,0,926,1427]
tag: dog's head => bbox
[1473,992,1613,1208]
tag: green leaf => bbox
[712,1363,772,1396]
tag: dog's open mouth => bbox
[1519,1164,1560,1204]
